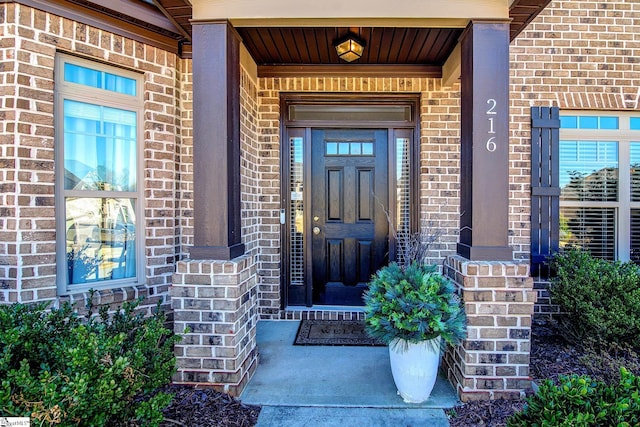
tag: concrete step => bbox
[256,406,450,427]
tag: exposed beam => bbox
[442,42,461,88]
[208,18,471,29]
[192,0,510,25]
[258,64,442,78]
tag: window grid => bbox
[559,112,640,263]
[325,141,374,156]
[56,54,143,293]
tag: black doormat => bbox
[294,319,386,346]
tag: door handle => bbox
[313,226,321,235]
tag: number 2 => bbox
[486,99,497,115]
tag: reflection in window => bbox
[66,198,136,284]
[560,115,619,130]
[559,112,640,264]
[64,63,137,95]
[62,99,138,286]
[57,54,141,290]
[559,141,618,202]
[560,207,616,260]
[64,100,137,191]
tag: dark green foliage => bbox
[0,297,179,426]
[508,368,640,427]
[363,262,466,347]
[549,249,640,349]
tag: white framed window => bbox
[559,112,640,263]
[55,53,144,293]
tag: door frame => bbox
[280,94,420,308]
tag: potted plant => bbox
[363,246,466,403]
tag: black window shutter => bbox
[530,106,561,278]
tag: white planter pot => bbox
[389,337,442,403]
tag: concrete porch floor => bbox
[240,320,457,426]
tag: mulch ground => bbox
[156,319,639,426]
[159,386,260,427]
[448,319,640,427]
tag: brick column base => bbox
[443,255,536,401]
[170,255,258,396]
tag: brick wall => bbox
[171,255,259,396]
[512,0,640,111]
[510,0,640,314]
[443,256,535,401]
[240,68,261,256]
[176,58,193,259]
[0,3,189,311]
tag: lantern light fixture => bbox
[334,34,366,62]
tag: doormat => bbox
[294,319,386,346]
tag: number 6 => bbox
[486,137,496,152]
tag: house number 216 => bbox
[486,98,497,152]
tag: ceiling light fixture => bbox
[334,34,366,62]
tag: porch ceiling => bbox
[39,0,549,60]
[236,27,462,66]
[147,0,551,60]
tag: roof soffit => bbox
[24,0,551,62]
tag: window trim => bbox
[54,53,145,294]
[559,111,640,262]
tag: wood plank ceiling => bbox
[151,0,551,63]
[237,27,461,66]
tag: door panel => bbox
[327,169,343,221]
[311,129,389,306]
[356,240,373,282]
[357,169,373,220]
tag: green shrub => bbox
[0,297,179,426]
[549,249,640,348]
[507,368,640,427]
[363,262,466,347]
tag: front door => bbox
[310,129,389,305]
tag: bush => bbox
[507,368,640,427]
[0,297,179,426]
[363,262,466,347]
[549,249,640,348]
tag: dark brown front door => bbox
[311,129,389,305]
